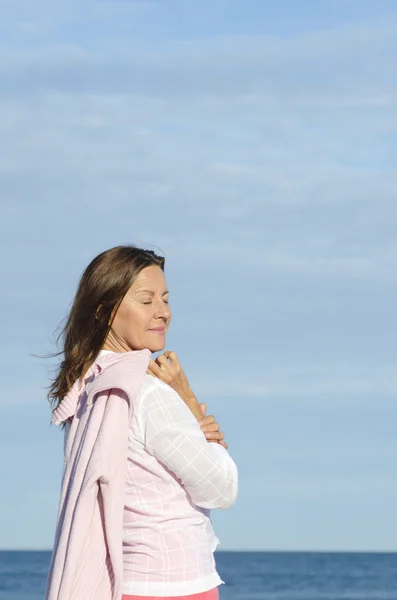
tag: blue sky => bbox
[0,0,396,551]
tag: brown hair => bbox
[48,245,164,408]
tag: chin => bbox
[147,340,166,353]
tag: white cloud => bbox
[0,3,395,400]
[1,361,396,407]
[1,3,396,553]
[195,363,397,402]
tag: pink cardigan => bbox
[46,350,151,600]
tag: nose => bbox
[154,299,171,322]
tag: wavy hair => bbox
[48,245,164,408]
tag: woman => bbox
[46,245,238,600]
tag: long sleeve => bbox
[140,377,238,510]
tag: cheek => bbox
[113,304,143,336]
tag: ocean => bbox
[0,551,396,600]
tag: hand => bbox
[199,403,228,450]
[147,351,195,403]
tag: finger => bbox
[199,403,207,417]
[207,439,228,449]
[155,354,170,369]
[205,431,225,441]
[164,350,179,363]
[148,359,164,378]
[198,415,216,427]
[163,351,179,366]
[200,422,220,434]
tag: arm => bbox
[147,352,228,447]
[141,378,238,510]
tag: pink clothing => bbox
[46,350,151,600]
[46,351,237,600]
[119,369,236,596]
[122,588,219,600]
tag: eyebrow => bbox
[136,290,169,296]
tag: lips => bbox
[149,327,166,334]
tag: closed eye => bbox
[142,299,169,305]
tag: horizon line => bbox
[1,548,396,554]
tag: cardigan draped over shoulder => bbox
[45,350,151,600]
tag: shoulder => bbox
[138,373,175,397]
[137,374,187,413]
[95,350,151,377]
[87,350,151,399]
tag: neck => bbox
[102,334,131,353]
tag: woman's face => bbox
[104,265,171,353]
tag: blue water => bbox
[0,551,396,600]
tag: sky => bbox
[0,0,396,552]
